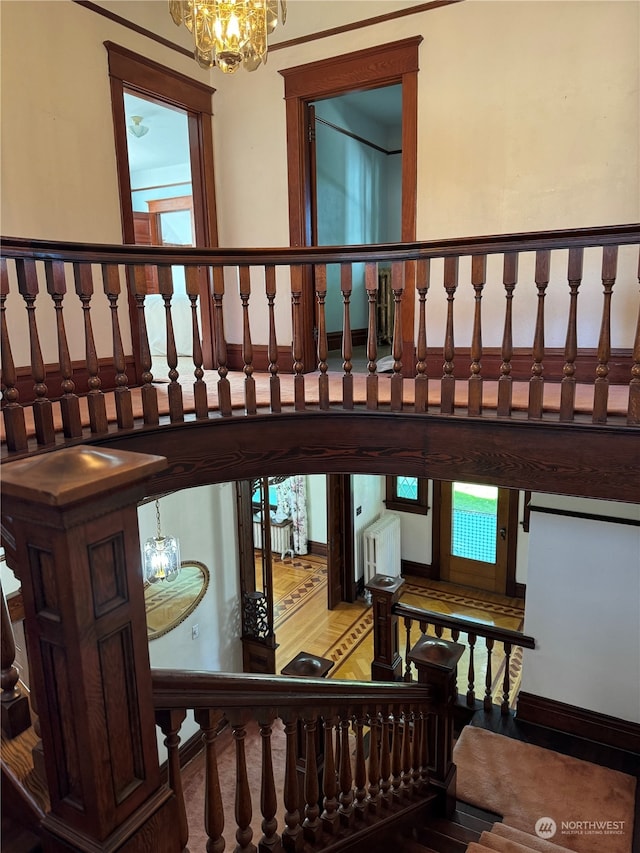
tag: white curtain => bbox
[275,476,308,555]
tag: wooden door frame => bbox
[326,474,355,607]
[435,481,520,597]
[279,37,422,375]
[105,42,218,378]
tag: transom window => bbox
[385,476,429,515]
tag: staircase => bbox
[465,821,577,852]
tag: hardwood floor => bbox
[265,551,525,706]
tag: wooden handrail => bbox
[393,603,536,649]
[151,668,431,709]
[2,223,639,265]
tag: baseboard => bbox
[515,582,526,600]
[307,540,328,557]
[226,343,294,373]
[401,559,438,580]
[15,355,137,403]
[516,692,640,754]
[326,328,368,351]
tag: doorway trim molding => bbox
[279,37,422,373]
[105,41,218,374]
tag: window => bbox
[385,476,429,515]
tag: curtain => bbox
[275,476,308,555]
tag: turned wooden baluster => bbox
[44,260,81,438]
[230,714,256,853]
[401,709,412,796]
[366,713,381,812]
[338,713,354,826]
[593,245,618,423]
[212,265,232,416]
[467,632,477,707]
[155,709,189,851]
[291,265,306,411]
[185,265,209,419]
[403,617,413,682]
[158,265,184,423]
[282,713,303,852]
[238,265,257,415]
[560,248,584,421]
[390,261,404,411]
[341,263,354,409]
[131,265,159,424]
[258,713,280,852]
[628,249,640,425]
[1,581,31,738]
[484,637,495,712]
[419,709,429,790]
[321,714,339,833]
[379,713,392,807]
[194,709,226,853]
[15,258,54,445]
[265,265,281,413]
[441,256,459,414]
[353,712,367,817]
[365,261,379,410]
[390,712,402,800]
[501,642,513,715]
[497,253,518,417]
[415,258,430,413]
[102,263,134,430]
[468,255,486,416]
[73,261,108,434]
[315,263,330,410]
[411,706,422,791]
[0,259,28,452]
[528,250,550,419]
[302,714,321,843]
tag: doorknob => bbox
[499,527,507,540]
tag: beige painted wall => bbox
[2,1,639,356]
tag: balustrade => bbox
[1,226,638,462]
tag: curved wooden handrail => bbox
[2,222,639,266]
[393,602,536,649]
[151,668,431,709]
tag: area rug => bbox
[453,726,636,853]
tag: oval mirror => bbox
[144,560,209,640]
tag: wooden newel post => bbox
[1,446,180,852]
[366,574,404,682]
[408,635,464,818]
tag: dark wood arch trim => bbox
[105,42,218,375]
[279,37,422,373]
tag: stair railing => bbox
[151,669,440,853]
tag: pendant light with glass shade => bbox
[143,500,181,583]
[169,1,287,73]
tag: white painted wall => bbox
[352,474,385,581]
[306,474,327,544]
[521,499,640,723]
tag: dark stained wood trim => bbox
[6,590,25,624]
[73,0,194,59]
[226,343,294,374]
[307,540,328,558]
[14,355,137,403]
[280,37,423,101]
[270,1,462,54]
[401,559,438,580]
[516,692,640,754]
[280,38,420,374]
[326,328,368,351]
[515,582,526,600]
[92,412,640,506]
[530,505,640,527]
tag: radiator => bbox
[363,512,401,584]
[253,519,294,560]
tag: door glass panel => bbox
[158,209,193,245]
[451,482,498,564]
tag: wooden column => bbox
[408,635,464,818]
[1,446,180,853]
[366,574,404,682]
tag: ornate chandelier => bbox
[143,500,181,583]
[169,1,287,73]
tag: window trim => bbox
[385,476,430,515]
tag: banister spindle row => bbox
[102,262,134,430]
[213,265,232,417]
[1,258,28,452]
[185,265,209,419]
[497,253,518,417]
[593,246,618,423]
[45,260,81,439]
[629,251,640,425]
[415,258,430,413]
[265,264,281,414]
[158,264,184,423]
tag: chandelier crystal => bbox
[143,500,181,583]
[169,1,287,73]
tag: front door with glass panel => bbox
[439,482,513,594]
